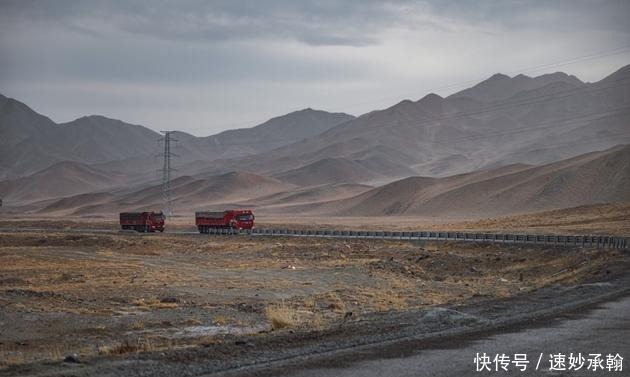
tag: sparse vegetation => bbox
[132,297,179,309]
[130,320,145,330]
[1,228,628,369]
[266,302,300,330]
[100,337,156,355]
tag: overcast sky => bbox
[1,0,629,135]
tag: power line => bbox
[506,45,630,77]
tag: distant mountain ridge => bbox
[2,64,630,208]
[223,64,630,179]
[449,71,584,102]
[199,108,355,159]
[0,94,354,180]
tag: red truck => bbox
[119,212,165,232]
[195,210,255,233]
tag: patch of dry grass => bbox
[130,320,145,330]
[0,345,63,367]
[264,300,327,330]
[265,302,300,330]
[99,337,157,355]
[213,315,228,326]
[132,297,179,309]
[0,348,25,367]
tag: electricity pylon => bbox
[158,131,178,218]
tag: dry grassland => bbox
[1,227,628,367]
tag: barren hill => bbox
[0,95,161,180]
[38,192,116,214]
[39,170,295,214]
[197,108,355,160]
[0,161,126,204]
[331,145,630,217]
[57,116,161,163]
[250,183,372,207]
[0,95,354,181]
[273,157,413,186]
[229,65,630,178]
[0,94,63,179]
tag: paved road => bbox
[274,296,630,377]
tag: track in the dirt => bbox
[1,226,628,250]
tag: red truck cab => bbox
[119,211,165,232]
[195,209,255,233]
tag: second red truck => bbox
[195,210,255,233]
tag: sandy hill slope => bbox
[0,161,126,204]
[272,157,415,186]
[328,145,630,217]
[228,64,630,178]
[249,183,373,207]
[39,170,295,214]
[123,170,292,205]
[38,192,116,214]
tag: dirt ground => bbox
[1,229,628,370]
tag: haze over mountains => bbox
[1,64,629,218]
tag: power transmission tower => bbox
[158,131,178,218]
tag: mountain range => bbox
[225,65,630,178]
[1,64,629,218]
[0,95,354,180]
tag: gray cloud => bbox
[0,1,629,135]
[2,0,410,46]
